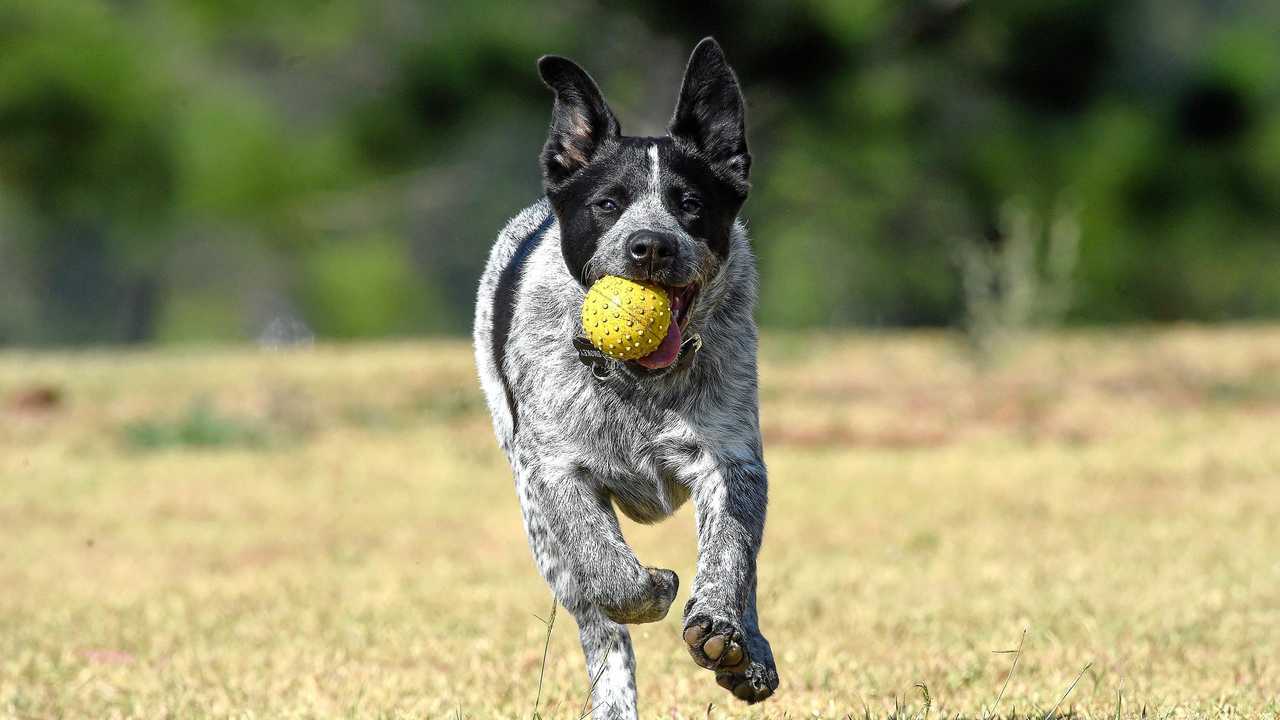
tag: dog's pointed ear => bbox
[669,37,750,190]
[538,55,620,187]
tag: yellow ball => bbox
[581,275,672,361]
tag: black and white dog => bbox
[473,38,778,717]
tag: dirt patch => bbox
[7,384,64,413]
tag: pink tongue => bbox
[636,315,682,369]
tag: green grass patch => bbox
[122,398,275,451]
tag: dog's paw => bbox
[601,567,679,624]
[683,599,779,703]
[715,658,780,704]
[682,612,750,672]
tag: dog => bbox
[473,37,778,718]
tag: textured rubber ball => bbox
[581,275,671,361]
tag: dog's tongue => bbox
[636,318,681,369]
[636,294,682,370]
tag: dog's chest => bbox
[578,398,711,524]
[602,435,701,524]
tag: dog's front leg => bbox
[515,458,679,719]
[682,452,780,703]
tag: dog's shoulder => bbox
[478,199,555,290]
[474,198,561,444]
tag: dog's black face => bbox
[547,138,746,286]
[535,39,750,370]
[537,38,749,284]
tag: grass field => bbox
[2,327,1279,719]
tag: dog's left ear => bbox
[669,37,750,191]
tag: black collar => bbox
[573,333,703,394]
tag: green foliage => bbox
[298,234,440,338]
[0,1,173,225]
[0,0,1278,344]
[155,290,245,343]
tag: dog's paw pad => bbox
[715,661,779,704]
[682,615,748,672]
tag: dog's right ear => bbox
[538,56,620,187]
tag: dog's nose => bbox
[628,231,677,264]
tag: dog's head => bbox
[537,38,750,371]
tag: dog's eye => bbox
[679,196,702,214]
[594,198,619,213]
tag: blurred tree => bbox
[0,0,176,341]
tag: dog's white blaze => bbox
[648,144,660,193]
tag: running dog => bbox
[473,37,778,718]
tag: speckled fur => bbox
[473,39,778,719]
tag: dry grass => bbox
[2,327,1279,718]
